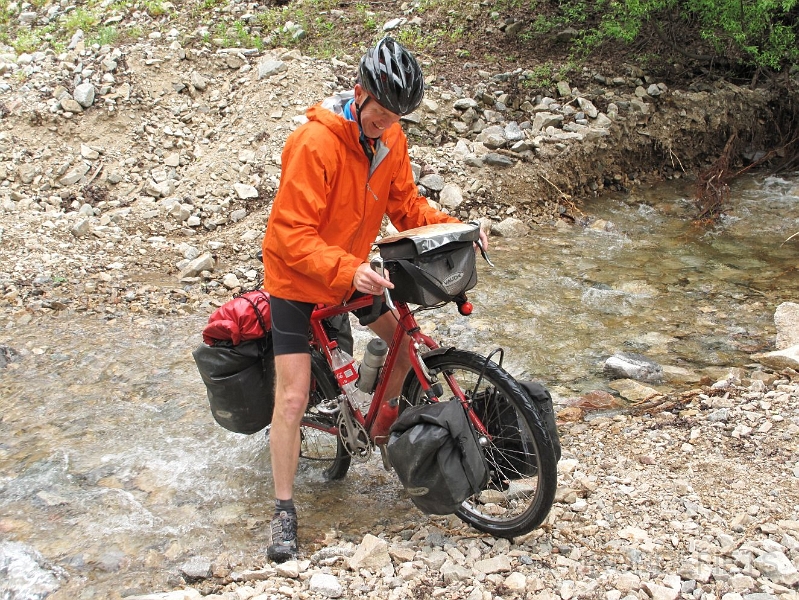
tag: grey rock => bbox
[774,302,799,349]
[257,59,287,79]
[492,217,529,238]
[233,183,258,199]
[308,572,343,598]
[418,174,445,192]
[179,253,215,278]
[577,97,599,118]
[73,83,96,108]
[484,153,514,167]
[439,183,463,210]
[69,219,91,238]
[752,345,799,371]
[603,352,663,383]
[190,71,207,91]
[348,534,391,571]
[753,551,799,586]
[60,162,90,185]
[60,97,83,113]
[179,556,212,580]
[453,98,479,110]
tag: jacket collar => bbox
[309,91,363,153]
[310,91,394,176]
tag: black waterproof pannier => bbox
[192,290,275,435]
[192,337,275,434]
[377,223,479,306]
[471,380,561,481]
[387,400,489,515]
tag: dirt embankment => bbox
[0,33,795,320]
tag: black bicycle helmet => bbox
[358,37,424,116]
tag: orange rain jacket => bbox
[262,92,459,305]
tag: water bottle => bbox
[357,338,388,394]
[330,346,372,412]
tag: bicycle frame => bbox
[308,294,488,447]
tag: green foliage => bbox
[522,62,554,88]
[89,25,119,47]
[213,19,263,49]
[354,2,378,31]
[63,8,99,33]
[143,0,170,17]
[394,26,442,52]
[552,0,799,71]
[11,27,44,53]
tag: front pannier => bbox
[387,400,489,515]
[377,223,479,306]
[192,337,275,434]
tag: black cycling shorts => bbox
[270,294,389,356]
[270,297,315,356]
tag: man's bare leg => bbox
[367,310,412,399]
[267,352,310,562]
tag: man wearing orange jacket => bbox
[261,37,487,562]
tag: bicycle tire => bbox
[298,350,351,481]
[402,349,558,538]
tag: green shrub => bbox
[554,0,799,71]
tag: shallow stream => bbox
[1,173,797,599]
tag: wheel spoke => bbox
[403,349,557,538]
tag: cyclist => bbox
[260,36,488,562]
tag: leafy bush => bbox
[553,0,799,71]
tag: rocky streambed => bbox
[1,13,798,600]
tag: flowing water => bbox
[1,173,797,599]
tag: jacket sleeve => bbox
[384,132,461,231]
[266,131,362,297]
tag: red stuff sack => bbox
[192,290,275,434]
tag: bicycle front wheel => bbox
[402,349,558,538]
[298,351,351,481]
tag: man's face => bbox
[354,84,402,139]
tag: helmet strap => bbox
[354,95,376,162]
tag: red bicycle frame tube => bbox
[307,295,489,442]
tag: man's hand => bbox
[353,262,394,295]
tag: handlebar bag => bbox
[386,400,489,515]
[193,290,275,434]
[377,223,479,306]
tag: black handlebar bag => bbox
[387,400,489,515]
[377,223,479,306]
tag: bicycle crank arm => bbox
[335,400,371,459]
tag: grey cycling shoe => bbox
[266,510,298,562]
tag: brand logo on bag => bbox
[442,271,464,290]
[406,486,430,496]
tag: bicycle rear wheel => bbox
[298,351,351,481]
[402,349,558,538]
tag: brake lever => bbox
[476,239,495,267]
[370,256,395,310]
